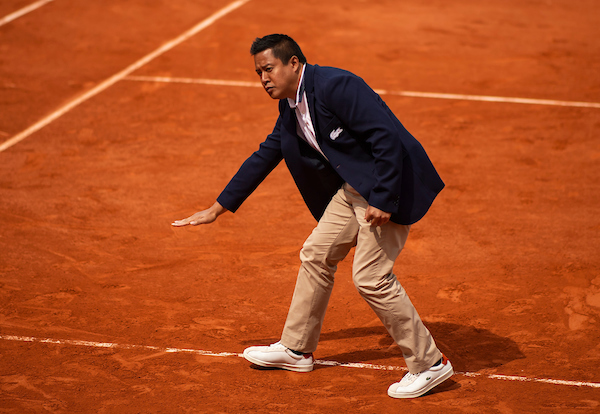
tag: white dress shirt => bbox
[287,65,327,159]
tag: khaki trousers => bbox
[280,183,442,373]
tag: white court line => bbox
[2,334,599,389]
[379,90,600,109]
[0,0,54,27]
[0,0,251,153]
[126,75,260,89]
[125,75,600,109]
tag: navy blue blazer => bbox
[217,64,444,225]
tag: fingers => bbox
[364,206,391,227]
[367,216,389,227]
[171,217,192,227]
[171,210,217,227]
[365,215,382,227]
[171,213,202,227]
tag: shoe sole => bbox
[243,349,314,372]
[388,364,454,399]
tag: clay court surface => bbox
[1,0,600,412]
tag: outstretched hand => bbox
[171,202,227,227]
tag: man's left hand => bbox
[365,206,391,227]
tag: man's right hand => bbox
[171,202,227,227]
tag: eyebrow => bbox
[255,62,273,73]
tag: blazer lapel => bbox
[281,104,297,137]
[303,64,322,143]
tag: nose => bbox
[261,72,269,84]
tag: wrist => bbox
[212,201,227,216]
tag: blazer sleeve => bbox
[320,74,407,213]
[216,116,284,212]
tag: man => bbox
[172,34,453,398]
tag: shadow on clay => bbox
[241,322,524,373]
[316,322,525,373]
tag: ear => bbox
[289,56,301,72]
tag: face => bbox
[254,49,302,100]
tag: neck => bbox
[292,63,305,99]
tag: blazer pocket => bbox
[322,116,348,143]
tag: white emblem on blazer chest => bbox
[329,127,343,140]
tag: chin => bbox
[268,92,282,100]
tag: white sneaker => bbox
[243,341,314,372]
[388,355,454,398]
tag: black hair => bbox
[250,34,307,64]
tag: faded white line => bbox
[377,89,600,109]
[2,334,599,389]
[124,75,600,109]
[0,0,252,153]
[0,334,242,358]
[458,371,600,388]
[0,0,54,27]
[126,75,260,89]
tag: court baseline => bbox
[2,334,598,389]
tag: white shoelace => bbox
[401,372,420,385]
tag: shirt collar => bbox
[287,64,306,109]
